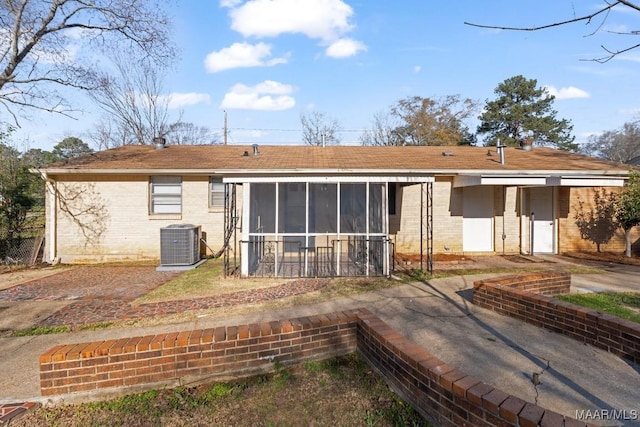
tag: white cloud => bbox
[413,65,422,73]
[223,0,367,56]
[325,38,367,58]
[618,107,640,116]
[616,53,640,62]
[220,0,243,7]
[228,0,354,41]
[544,85,590,100]
[165,92,211,109]
[604,23,629,33]
[204,42,288,72]
[220,80,296,111]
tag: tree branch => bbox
[463,2,619,31]
[464,1,640,62]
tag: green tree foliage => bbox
[0,135,40,259]
[582,121,640,163]
[616,170,640,257]
[361,95,478,146]
[477,75,577,151]
[22,149,57,168]
[52,137,94,161]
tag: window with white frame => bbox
[150,176,182,214]
[209,177,225,208]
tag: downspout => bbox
[519,188,525,255]
[420,183,424,271]
[39,171,58,264]
[502,186,506,255]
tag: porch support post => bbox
[241,182,251,276]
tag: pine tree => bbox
[478,75,577,151]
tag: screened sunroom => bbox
[222,176,432,278]
[243,179,388,277]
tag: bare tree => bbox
[360,111,403,146]
[88,53,180,145]
[300,111,342,146]
[167,122,221,145]
[582,120,640,163]
[465,1,640,63]
[0,0,175,123]
[87,117,131,151]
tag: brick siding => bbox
[40,306,593,426]
[473,271,640,364]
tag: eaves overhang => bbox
[34,167,439,178]
[453,173,626,188]
[33,167,630,182]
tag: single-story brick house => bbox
[35,143,637,277]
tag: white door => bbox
[530,187,554,253]
[463,187,494,252]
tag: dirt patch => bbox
[13,354,428,427]
[395,252,472,264]
[563,251,640,266]
[500,255,550,263]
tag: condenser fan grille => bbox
[160,224,201,265]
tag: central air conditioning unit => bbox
[160,224,201,266]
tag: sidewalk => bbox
[1,257,639,426]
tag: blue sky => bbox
[15,0,640,150]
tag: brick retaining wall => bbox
[40,307,590,426]
[473,271,640,364]
[40,311,360,397]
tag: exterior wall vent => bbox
[160,224,201,266]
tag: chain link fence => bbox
[0,210,46,266]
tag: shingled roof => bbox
[38,144,631,176]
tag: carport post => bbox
[530,212,535,255]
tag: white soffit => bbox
[454,175,626,188]
[453,175,547,188]
[547,176,625,187]
[223,176,434,184]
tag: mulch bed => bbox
[563,251,640,266]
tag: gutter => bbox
[36,168,632,177]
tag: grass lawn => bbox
[557,292,640,324]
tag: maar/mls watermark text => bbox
[576,409,638,422]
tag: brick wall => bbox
[40,310,360,397]
[355,309,588,427]
[473,271,640,364]
[40,307,591,426]
[559,187,640,255]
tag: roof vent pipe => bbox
[252,144,259,156]
[153,137,166,150]
[496,142,506,165]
